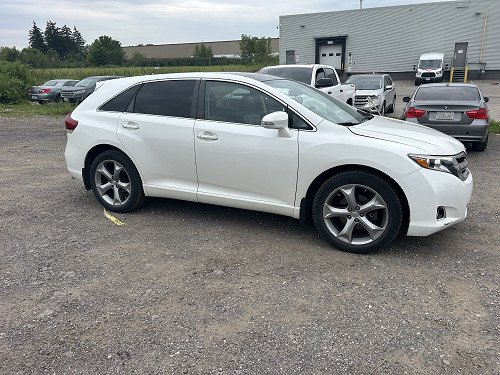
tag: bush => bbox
[0,61,31,103]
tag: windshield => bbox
[419,59,442,70]
[75,78,99,87]
[415,86,481,101]
[259,67,312,84]
[266,79,370,125]
[345,76,382,90]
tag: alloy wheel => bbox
[94,160,131,206]
[322,184,388,245]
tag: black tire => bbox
[312,171,403,254]
[472,135,488,152]
[380,102,386,116]
[54,94,61,103]
[89,150,145,213]
[387,97,396,113]
[414,80,420,86]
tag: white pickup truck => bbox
[259,64,356,105]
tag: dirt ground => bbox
[0,115,499,374]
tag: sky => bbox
[0,0,450,48]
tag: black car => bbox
[61,76,123,103]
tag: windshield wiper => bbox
[337,122,360,126]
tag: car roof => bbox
[261,64,320,69]
[416,83,479,88]
[419,52,444,60]
[222,72,285,82]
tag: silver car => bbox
[346,74,396,116]
[28,79,79,104]
[402,83,490,151]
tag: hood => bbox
[62,86,89,92]
[355,89,382,96]
[349,116,465,155]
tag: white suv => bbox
[64,73,472,254]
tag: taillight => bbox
[405,107,426,118]
[39,88,51,93]
[64,112,78,131]
[466,108,488,120]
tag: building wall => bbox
[279,0,500,73]
[123,38,279,59]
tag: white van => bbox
[415,53,445,85]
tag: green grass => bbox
[490,119,500,134]
[0,101,74,117]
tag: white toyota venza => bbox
[64,73,473,253]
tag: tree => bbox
[87,35,125,66]
[193,43,213,59]
[128,52,146,66]
[19,47,51,68]
[239,34,272,63]
[0,47,21,62]
[44,21,64,57]
[28,21,46,52]
[71,27,86,58]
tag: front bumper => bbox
[396,167,473,236]
[415,76,443,84]
[355,103,382,114]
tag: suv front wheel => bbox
[312,171,403,254]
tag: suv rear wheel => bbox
[312,171,403,254]
[89,150,145,212]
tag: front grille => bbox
[354,95,369,107]
[421,72,436,78]
[61,91,76,98]
[456,153,469,180]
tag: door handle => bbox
[122,122,139,130]
[340,89,343,92]
[327,91,332,94]
[197,131,218,141]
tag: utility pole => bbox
[360,0,363,9]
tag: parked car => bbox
[346,74,396,116]
[61,76,122,103]
[258,64,355,105]
[415,52,445,85]
[64,73,472,254]
[28,79,79,104]
[402,83,490,151]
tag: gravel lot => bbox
[0,109,499,374]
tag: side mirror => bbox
[484,97,489,103]
[385,85,393,91]
[315,78,334,88]
[261,111,292,138]
[403,96,411,103]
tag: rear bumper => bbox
[28,93,56,102]
[406,119,489,142]
[396,168,473,236]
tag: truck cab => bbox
[415,53,445,85]
[258,64,356,105]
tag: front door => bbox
[453,42,468,68]
[320,44,342,70]
[286,50,296,64]
[194,80,299,216]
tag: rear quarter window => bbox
[99,85,142,112]
[415,86,481,101]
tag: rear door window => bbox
[415,87,480,101]
[134,80,197,118]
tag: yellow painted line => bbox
[103,208,126,226]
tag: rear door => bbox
[193,79,299,216]
[117,79,199,201]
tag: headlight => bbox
[409,153,469,180]
[369,95,380,102]
[416,71,422,76]
[74,90,86,94]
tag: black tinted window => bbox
[134,80,196,117]
[100,85,141,112]
[415,86,480,101]
[315,68,326,82]
[205,81,286,125]
[63,81,77,87]
[259,67,312,84]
